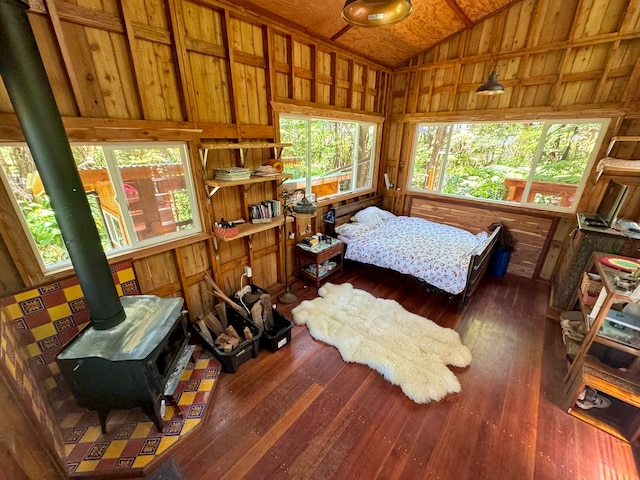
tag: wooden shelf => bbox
[200,142,291,150]
[567,357,640,443]
[213,216,292,242]
[205,173,291,196]
[200,142,292,170]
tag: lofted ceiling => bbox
[233,0,521,68]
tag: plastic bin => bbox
[234,284,293,352]
[261,309,294,352]
[490,244,511,277]
[193,306,261,373]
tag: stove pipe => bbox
[0,0,125,329]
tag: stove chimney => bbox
[0,0,125,329]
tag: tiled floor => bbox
[59,346,220,476]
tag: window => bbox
[279,114,377,200]
[0,142,201,271]
[408,119,608,211]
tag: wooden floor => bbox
[173,262,640,480]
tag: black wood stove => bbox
[0,0,194,435]
[57,295,193,433]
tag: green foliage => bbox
[279,116,375,197]
[411,120,604,208]
[17,196,69,265]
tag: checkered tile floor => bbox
[60,347,220,476]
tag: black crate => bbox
[232,284,270,310]
[232,284,293,352]
[261,309,294,353]
[193,306,261,373]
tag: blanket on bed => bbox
[338,216,488,294]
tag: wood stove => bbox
[1,0,198,439]
[57,295,193,433]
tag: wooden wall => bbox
[382,0,640,280]
[0,0,388,316]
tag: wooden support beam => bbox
[168,0,199,124]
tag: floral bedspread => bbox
[343,216,488,295]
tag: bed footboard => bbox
[458,226,501,312]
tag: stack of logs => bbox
[196,307,253,353]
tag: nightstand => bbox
[295,238,344,287]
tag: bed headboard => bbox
[330,196,383,234]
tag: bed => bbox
[330,197,501,312]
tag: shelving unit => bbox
[295,239,344,287]
[563,251,640,442]
[199,142,295,287]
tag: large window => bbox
[408,119,608,211]
[0,142,201,271]
[279,114,377,200]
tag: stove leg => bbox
[97,408,110,434]
[143,403,164,433]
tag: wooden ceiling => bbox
[233,0,521,68]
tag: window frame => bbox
[273,102,383,204]
[406,118,610,213]
[0,141,203,276]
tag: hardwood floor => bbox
[175,262,640,480]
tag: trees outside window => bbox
[409,119,608,211]
[279,115,376,200]
[0,142,201,271]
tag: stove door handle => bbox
[73,359,84,371]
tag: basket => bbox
[580,272,603,296]
[560,310,584,358]
[213,224,239,238]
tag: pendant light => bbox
[476,66,505,95]
[342,0,412,27]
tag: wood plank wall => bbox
[410,197,555,279]
[0,0,389,319]
[382,0,640,280]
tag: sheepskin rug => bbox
[291,282,472,403]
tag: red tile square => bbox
[41,290,68,309]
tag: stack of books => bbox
[214,167,252,181]
[249,200,281,223]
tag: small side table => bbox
[296,238,344,287]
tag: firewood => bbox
[243,326,253,339]
[204,312,224,336]
[204,273,247,316]
[227,337,240,348]
[222,343,233,353]
[196,318,214,345]
[260,294,274,330]
[214,333,231,345]
[215,302,228,328]
[225,325,240,340]
[251,302,263,328]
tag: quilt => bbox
[336,213,488,295]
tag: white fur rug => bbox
[291,282,472,403]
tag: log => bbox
[196,318,214,345]
[204,312,224,336]
[204,273,247,316]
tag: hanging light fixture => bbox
[475,65,505,95]
[342,0,412,27]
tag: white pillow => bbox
[351,206,395,227]
[470,231,490,255]
[334,222,373,238]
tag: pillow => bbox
[350,206,395,227]
[470,231,490,255]
[334,222,373,238]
